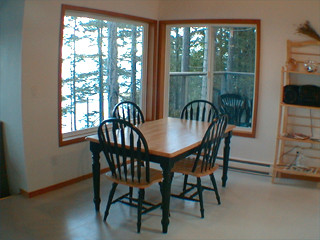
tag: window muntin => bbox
[59,7,150,145]
[164,21,260,137]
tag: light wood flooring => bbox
[1,170,319,240]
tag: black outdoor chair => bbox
[98,118,162,233]
[112,101,145,125]
[171,115,228,218]
[219,94,247,126]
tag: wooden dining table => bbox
[86,117,235,233]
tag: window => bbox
[58,5,157,145]
[158,20,260,137]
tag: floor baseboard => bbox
[20,168,110,198]
[20,158,272,198]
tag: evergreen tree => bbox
[106,21,119,116]
[61,15,144,133]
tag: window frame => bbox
[157,19,261,138]
[58,5,158,146]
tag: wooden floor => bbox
[1,170,319,240]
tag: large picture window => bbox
[58,5,156,145]
[159,20,260,137]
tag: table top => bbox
[86,117,235,159]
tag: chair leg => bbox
[137,188,145,233]
[129,187,133,204]
[182,174,189,195]
[104,183,118,221]
[210,174,221,204]
[196,177,204,218]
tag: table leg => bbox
[222,131,232,187]
[160,161,173,233]
[90,141,102,212]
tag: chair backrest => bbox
[192,114,228,172]
[112,101,145,125]
[98,118,151,183]
[180,100,219,122]
[219,94,246,125]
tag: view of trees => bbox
[168,25,257,127]
[61,14,144,133]
[61,14,257,134]
[169,27,208,117]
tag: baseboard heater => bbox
[217,156,271,176]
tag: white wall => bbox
[2,0,320,194]
[0,0,28,193]
[6,0,160,194]
[159,0,320,164]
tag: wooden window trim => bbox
[58,5,158,146]
[157,19,261,138]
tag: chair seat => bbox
[105,167,163,189]
[172,157,219,177]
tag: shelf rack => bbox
[272,40,320,182]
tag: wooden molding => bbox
[20,168,109,198]
[156,21,167,119]
[157,19,261,138]
[58,10,261,143]
[58,5,158,146]
[61,4,157,24]
[158,19,261,25]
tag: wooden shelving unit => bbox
[272,40,320,183]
